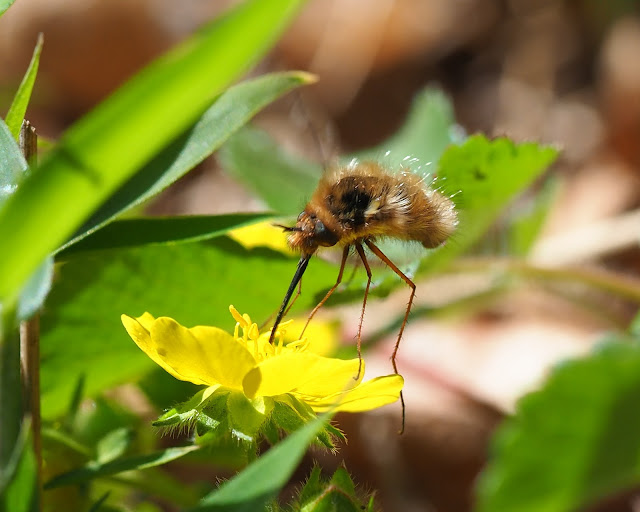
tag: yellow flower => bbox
[121,306,403,446]
[228,221,291,253]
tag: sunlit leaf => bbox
[5,33,43,140]
[477,338,640,511]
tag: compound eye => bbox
[314,219,339,247]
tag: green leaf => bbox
[219,125,321,216]
[421,135,559,272]
[95,428,132,465]
[44,445,199,489]
[477,339,640,512]
[1,423,36,512]
[0,118,28,207]
[17,256,53,320]
[59,71,315,254]
[295,465,370,512]
[57,213,272,257]
[505,177,558,257]
[0,0,306,307]
[40,238,335,418]
[5,34,43,140]
[192,413,332,511]
[352,87,463,171]
[0,0,17,17]
[219,87,461,217]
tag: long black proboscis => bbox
[268,255,311,343]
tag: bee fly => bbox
[269,159,457,432]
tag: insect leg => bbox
[354,242,372,381]
[300,245,350,337]
[364,240,415,434]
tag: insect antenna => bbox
[364,239,415,435]
[269,254,311,344]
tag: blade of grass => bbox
[5,34,43,140]
[44,445,199,489]
[0,0,17,17]
[57,213,273,258]
[58,71,315,253]
[0,0,306,308]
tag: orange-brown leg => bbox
[300,245,350,337]
[364,240,415,434]
[353,242,372,380]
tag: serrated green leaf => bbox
[5,34,43,140]
[192,413,332,511]
[59,71,314,254]
[45,445,199,489]
[330,466,356,495]
[421,135,558,273]
[57,213,272,258]
[40,238,336,419]
[477,339,640,512]
[0,0,306,308]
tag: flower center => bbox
[228,305,309,362]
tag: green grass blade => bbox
[58,71,315,253]
[192,414,332,511]
[0,0,17,17]
[44,445,198,489]
[57,213,272,258]
[0,0,306,307]
[4,33,43,140]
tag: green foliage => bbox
[191,414,333,511]
[59,71,314,254]
[40,238,337,418]
[45,445,199,490]
[294,465,375,512]
[0,0,17,17]
[477,331,640,511]
[421,135,558,273]
[0,0,306,309]
[3,1,614,509]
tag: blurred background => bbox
[2,0,640,510]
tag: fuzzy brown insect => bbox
[269,159,457,432]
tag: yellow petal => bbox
[281,317,338,357]
[148,319,256,389]
[243,353,361,399]
[228,221,291,253]
[304,374,404,412]
[122,314,193,383]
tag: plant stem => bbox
[19,120,42,510]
